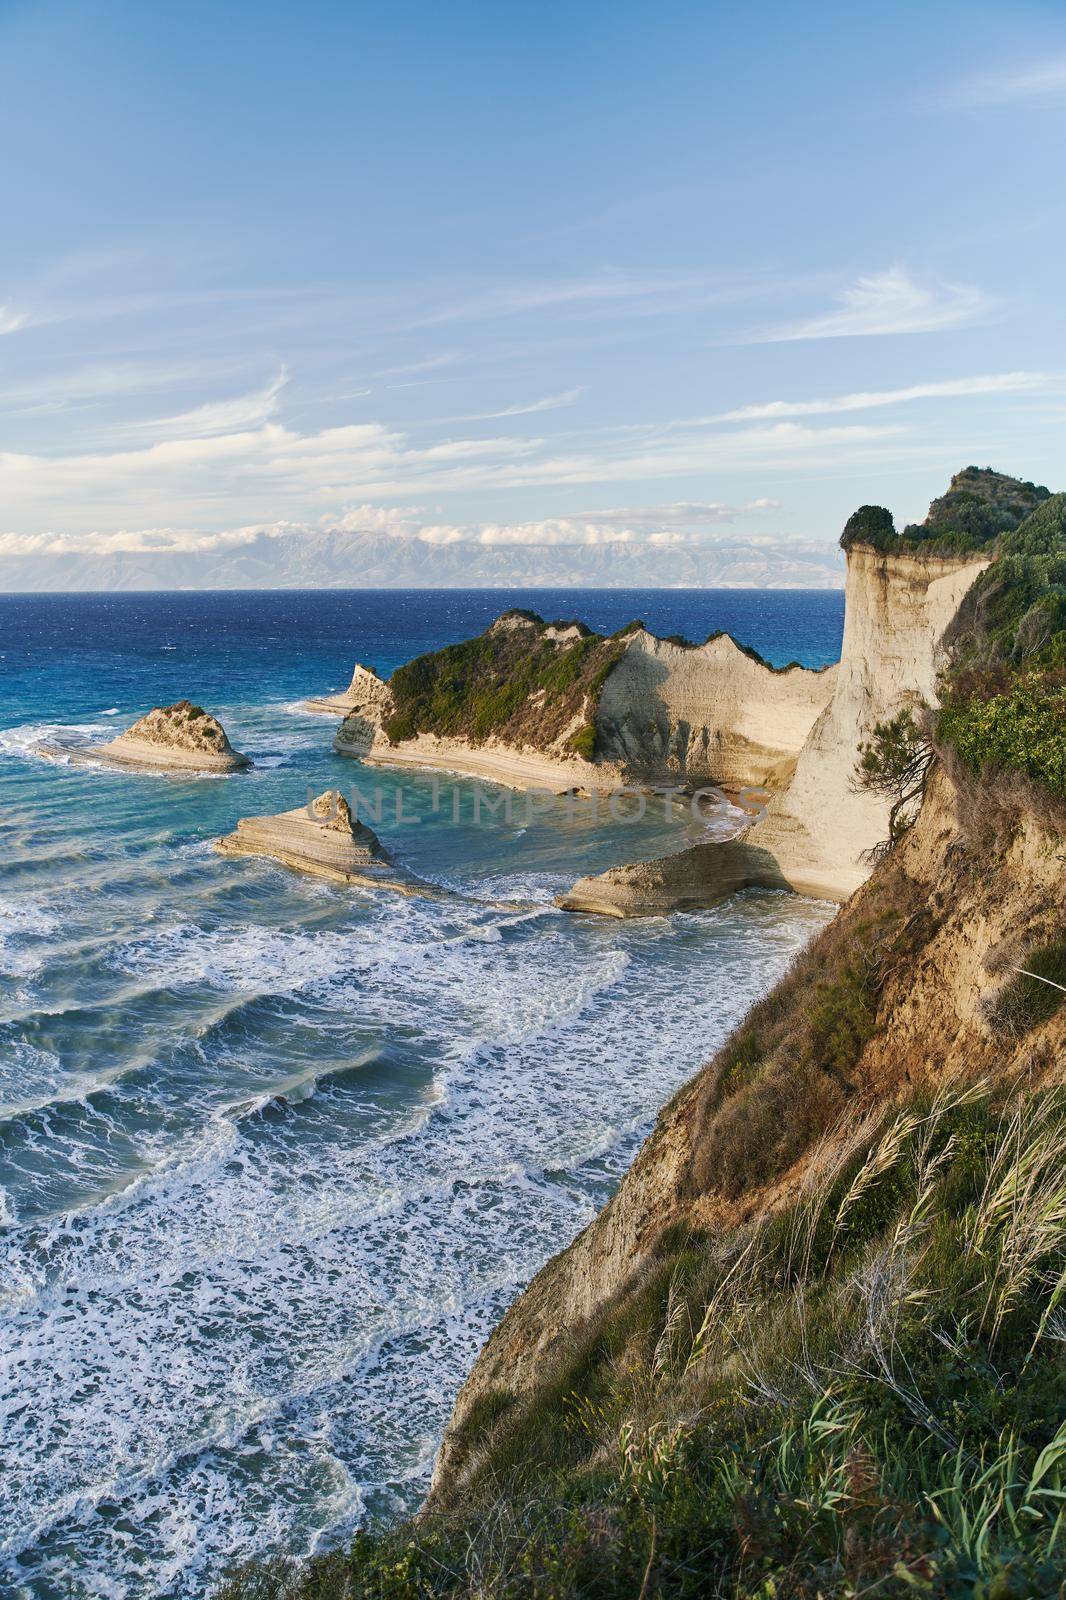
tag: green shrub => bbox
[840,504,897,552]
[840,470,1051,560]
[934,489,1066,802]
[567,723,597,760]
[938,677,1066,798]
[984,938,1066,1035]
[856,707,934,844]
[718,1031,762,1096]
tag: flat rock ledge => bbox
[70,701,250,773]
[215,789,420,896]
[556,836,792,917]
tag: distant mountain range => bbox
[0,527,843,591]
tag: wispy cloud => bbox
[410,269,754,330]
[380,352,465,383]
[135,368,289,437]
[0,305,29,335]
[575,499,781,528]
[472,386,586,419]
[0,408,911,537]
[0,358,259,419]
[717,371,1060,421]
[943,57,1066,109]
[748,267,994,342]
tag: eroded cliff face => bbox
[749,544,990,897]
[595,630,833,787]
[433,766,1065,1497]
[559,542,990,913]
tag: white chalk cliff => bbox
[560,541,991,912]
[747,543,991,897]
[594,630,833,788]
[304,662,392,720]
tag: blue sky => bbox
[1,0,1064,576]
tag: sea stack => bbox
[215,789,410,890]
[84,701,250,773]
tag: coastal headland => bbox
[224,466,1066,1600]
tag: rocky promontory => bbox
[215,788,420,894]
[304,662,391,720]
[73,701,250,773]
[326,610,832,794]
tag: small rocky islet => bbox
[69,700,251,773]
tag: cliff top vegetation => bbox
[381,612,630,757]
[839,468,1050,558]
[221,1066,1066,1600]
[937,490,1066,802]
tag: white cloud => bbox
[395,517,706,548]
[328,503,424,536]
[134,368,289,437]
[718,371,1059,421]
[0,305,29,335]
[750,268,993,342]
[391,498,786,548]
[944,57,1066,109]
[0,498,792,559]
[0,522,295,557]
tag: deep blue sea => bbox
[0,590,841,1599]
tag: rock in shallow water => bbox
[215,788,425,896]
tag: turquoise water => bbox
[0,590,841,1599]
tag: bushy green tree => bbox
[839,504,897,552]
[855,707,934,842]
